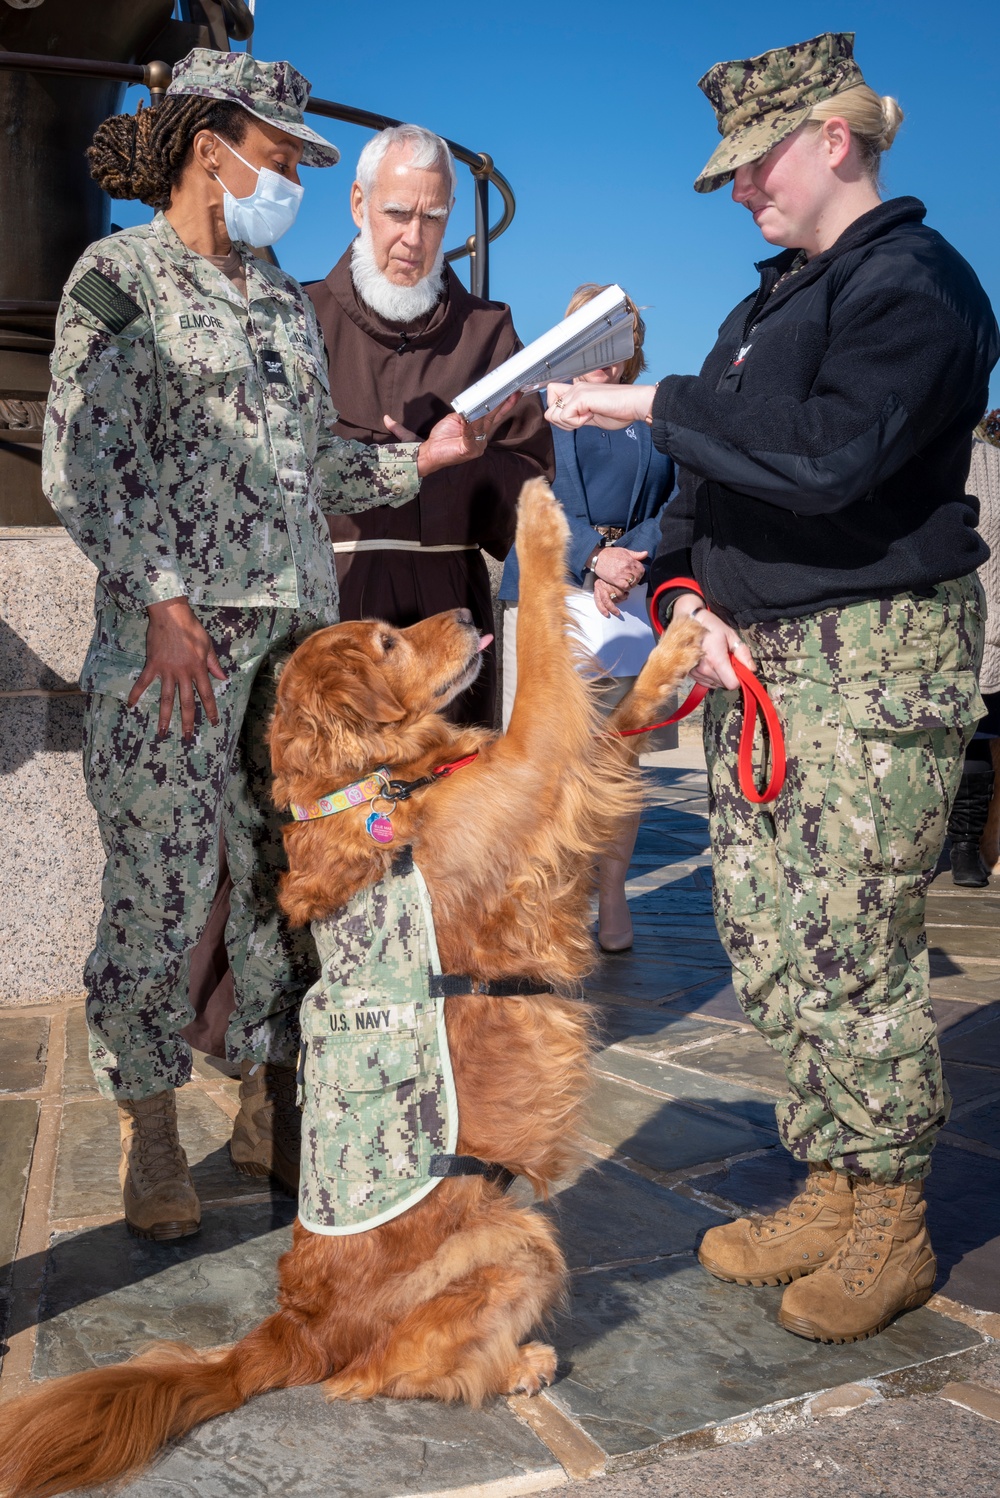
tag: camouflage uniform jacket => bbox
[298,848,458,1235]
[43,214,420,613]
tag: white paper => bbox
[564,584,657,678]
[452,285,634,422]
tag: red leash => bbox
[618,577,786,805]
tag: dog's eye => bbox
[381,634,396,653]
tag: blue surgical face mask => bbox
[213,137,304,247]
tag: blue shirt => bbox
[573,424,643,530]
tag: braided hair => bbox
[87,96,250,210]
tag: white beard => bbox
[350,215,446,325]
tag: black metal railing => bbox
[0,50,514,299]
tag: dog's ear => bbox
[342,651,407,726]
[270,640,406,797]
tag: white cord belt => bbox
[330,540,480,554]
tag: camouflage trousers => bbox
[81,600,334,1101]
[704,577,985,1183]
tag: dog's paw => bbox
[658,611,706,683]
[514,479,570,576]
[506,1341,557,1396]
[650,613,706,688]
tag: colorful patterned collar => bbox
[289,768,390,822]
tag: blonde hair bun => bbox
[879,95,904,151]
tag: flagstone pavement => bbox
[1,742,999,1497]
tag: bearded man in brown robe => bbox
[305,124,554,726]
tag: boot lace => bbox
[749,1172,829,1241]
[829,1189,895,1291]
[125,1104,187,1186]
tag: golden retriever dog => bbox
[0,480,703,1497]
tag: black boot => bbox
[948,762,995,888]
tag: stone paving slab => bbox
[62,1005,100,1097]
[541,1159,720,1271]
[596,1047,779,1133]
[928,955,1000,1005]
[949,1096,1000,1148]
[0,1015,49,1093]
[928,926,1000,959]
[925,895,1000,929]
[597,1007,743,1053]
[583,1075,772,1173]
[942,1064,1000,1112]
[80,1385,562,1498]
[547,1257,983,1460]
[52,1091,283,1221]
[32,1201,298,1378]
[942,1009,1000,1065]
[692,1147,808,1217]
[648,1030,789,1094]
[0,1098,38,1272]
[654,978,746,1026]
[934,998,996,1036]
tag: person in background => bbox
[44,51,505,1242]
[306,124,553,728]
[546,33,997,1344]
[499,286,675,950]
[949,429,1000,885]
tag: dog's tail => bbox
[0,1312,329,1498]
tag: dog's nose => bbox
[455,608,474,627]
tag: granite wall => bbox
[0,527,101,1005]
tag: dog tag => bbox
[366,810,394,844]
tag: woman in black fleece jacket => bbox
[547,32,998,1346]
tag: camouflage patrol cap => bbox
[166,48,340,167]
[694,32,864,194]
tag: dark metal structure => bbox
[0,1,515,524]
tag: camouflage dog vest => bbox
[298,847,458,1235]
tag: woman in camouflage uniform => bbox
[545,32,998,1343]
[44,49,507,1241]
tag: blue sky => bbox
[124,2,1000,405]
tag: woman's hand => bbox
[673,592,755,691]
[388,393,520,476]
[594,545,648,592]
[546,381,655,431]
[128,596,227,737]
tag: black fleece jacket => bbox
[649,198,999,628]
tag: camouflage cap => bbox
[166,48,340,167]
[694,32,864,194]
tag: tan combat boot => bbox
[118,1091,201,1241]
[229,1060,301,1195]
[778,1178,936,1343]
[697,1165,854,1286]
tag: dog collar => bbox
[289,768,390,822]
[288,753,480,825]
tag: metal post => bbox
[144,59,172,102]
[471,154,493,300]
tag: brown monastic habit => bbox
[306,248,554,726]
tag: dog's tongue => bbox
[477,633,494,652]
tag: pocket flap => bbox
[79,646,144,701]
[839,671,984,735]
[310,1030,421,1092]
